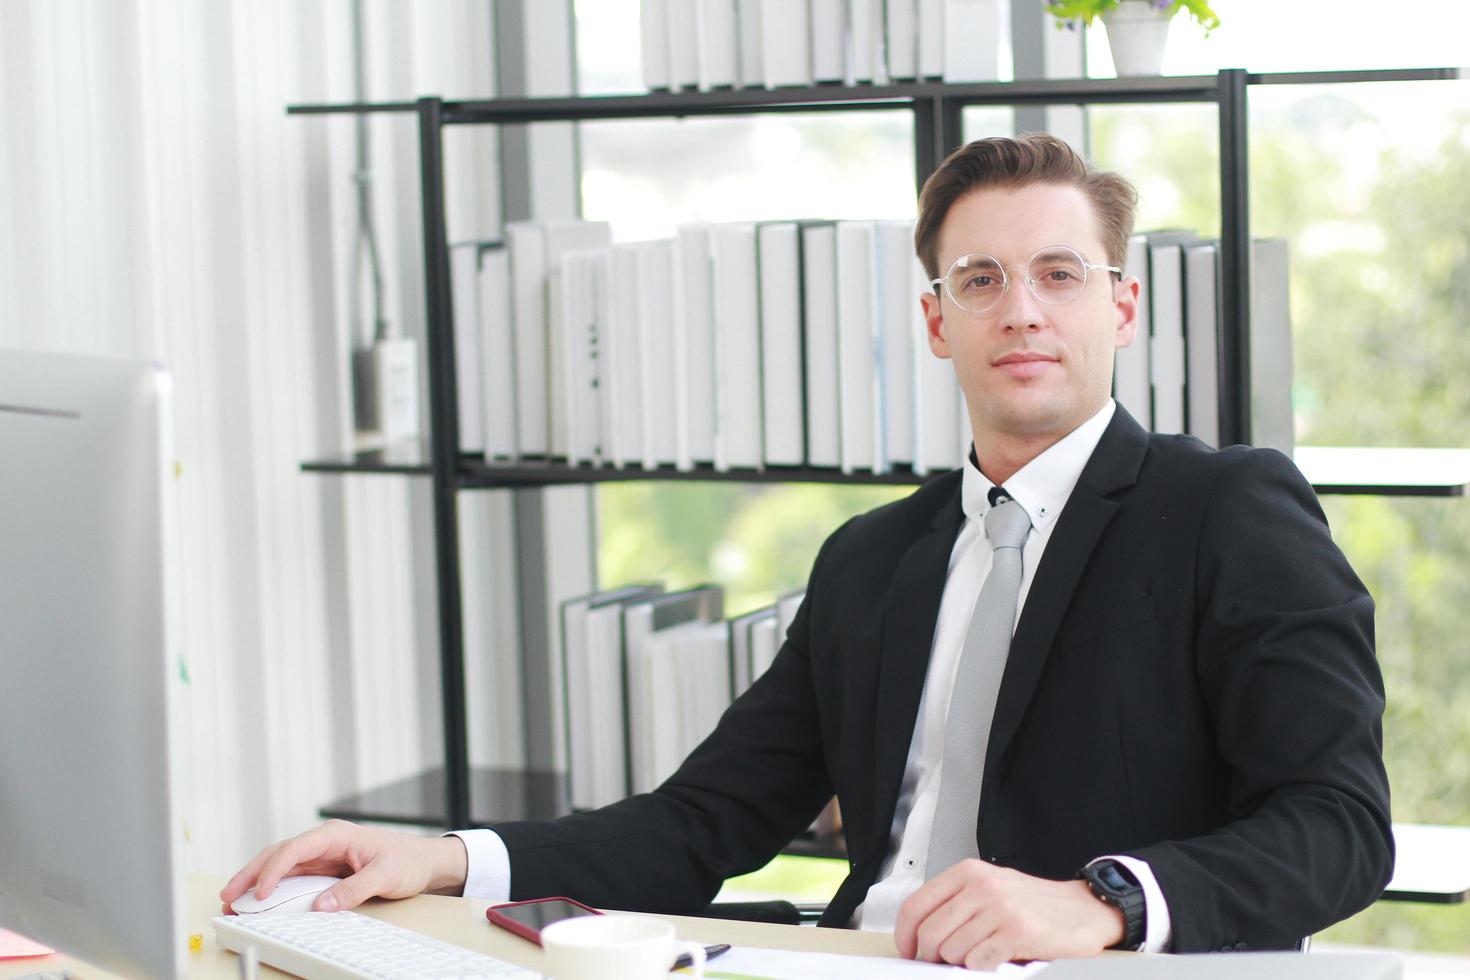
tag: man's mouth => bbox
[992,352,1060,378]
[993,352,1058,365]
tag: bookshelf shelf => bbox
[301,447,1470,496]
[291,65,1468,841]
[285,67,1461,122]
[319,767,568,829]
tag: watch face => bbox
[1097,863,1131,893]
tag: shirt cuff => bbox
[446,829,512,902]
[1095,854,1172,953]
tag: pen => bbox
[675,943,731,969]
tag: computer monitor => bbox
[0,348,188,979]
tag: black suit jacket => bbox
[494,406,1393,952]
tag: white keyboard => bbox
[212,911,540,980]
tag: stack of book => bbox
[560,583,808,810]
[453,221,1294,473]
[1118,230,1293,455]
[455,217,970,476]
[639,0,1004,92]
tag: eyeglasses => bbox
[930,245,1123,316]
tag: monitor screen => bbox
[0,349,187,979]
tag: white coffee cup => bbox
[541,914,706,980]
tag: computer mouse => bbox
[229,875,343,914]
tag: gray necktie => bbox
[925,492,1032,879]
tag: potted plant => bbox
[1045,0,1221,77]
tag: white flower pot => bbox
[1100,0,1175,77]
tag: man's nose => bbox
[997,275,1047,332]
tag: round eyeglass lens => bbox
[946,253,1007,313]
[1026,247,1089,305]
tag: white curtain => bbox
[0,0,522,875]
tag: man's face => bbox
[921,182,1139,447]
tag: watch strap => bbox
[1078,859,1147,950]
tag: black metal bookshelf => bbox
[292,66,1468,838]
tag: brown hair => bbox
[914,133,1138,281]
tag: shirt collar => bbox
[961,399,1117,532]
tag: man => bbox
[224,135,1393,970]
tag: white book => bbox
[749,615,780,681]
[810,0,846,82]
[913,256,959,475]
[1146,232,1197,435]
[668,0,700,90]
[801,223,841,468]
[636,240,679,468]
[583,604,631,805]
[761,0,812,87]
[477,245,516,460]
[1250,238,1295,456]
[1182,240,1220,448]
[696,0,738,90]
[917,0,944,78]
[942,0,1001,82]
[775,589,805,639]
[846,0,876,83]
[1115,233,1153,428]
[672,621,733,766]
[674,226,718,467]
[623,587,723,794]
[877,220,916,468]
[728,605,776,696]
[710,223,764,470]
[758,222,805,466]
[561,585,662,810]
[640,623,692,790]
[606,244,644,468]
[543,221,614,459]
[506,222,549,455]
[736,0,763,87]
[554,248,609,466]
[450,241,484,454]
[640,0,671,90]
[643,621,707,787]
[561,593,597,809]
[886,0,918,80]
[835,221,881,474]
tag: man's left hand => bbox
[894,859,1126,971]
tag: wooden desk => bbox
[0,873,903,978]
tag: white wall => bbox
[0,0,524,875]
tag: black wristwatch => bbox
[1077,859,1146,951]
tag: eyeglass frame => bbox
[928,244,1124,316]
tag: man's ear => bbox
[1113,275,1141,350]
[922,290,951,359]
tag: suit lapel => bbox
[869,476,966,851]
[982,406,1150,790]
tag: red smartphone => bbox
[485,897,602,945]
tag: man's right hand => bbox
[219,820,469,914]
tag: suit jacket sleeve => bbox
[489,520,854,913]
[1124,449,1393,950]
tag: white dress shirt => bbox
[451,399,1171,951]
